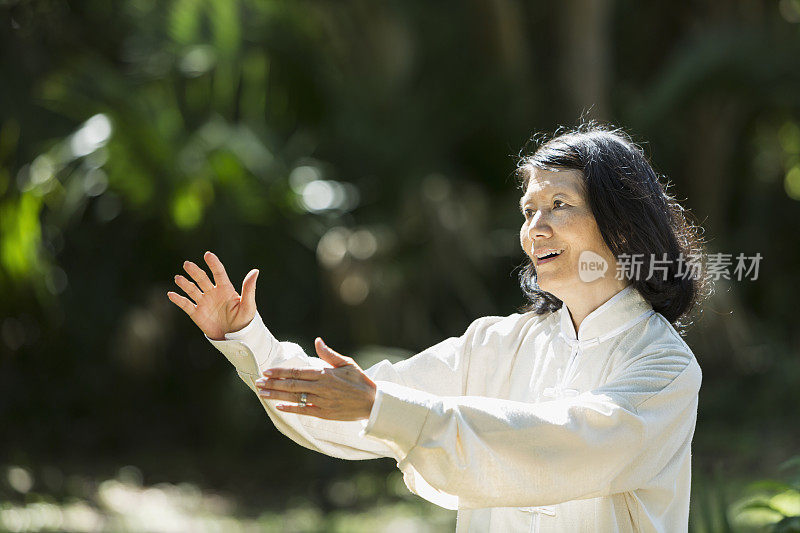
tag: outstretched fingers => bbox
[183,260,214,292]
[174,274,203,303]
[167,291,196,316]
[203,251,232,288]
[240,269,259,310]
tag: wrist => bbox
[227,313,257,336]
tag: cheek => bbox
[519,224,529,248]
[574,216,609,253]
[562,212,601,249]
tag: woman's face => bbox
[519,166,620,299]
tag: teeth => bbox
[536,249,562,260]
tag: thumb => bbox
[315,338,351,368]
[241,269,259,312]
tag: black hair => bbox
[515,123,710,332]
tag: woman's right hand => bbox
[167,251,259,341]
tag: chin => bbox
[536,274,573,299]
[535,278,557,295]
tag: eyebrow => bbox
[519,187,574,210]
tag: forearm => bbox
[363,383,641,507]
[362,359,700,509]
[208,313,396,460]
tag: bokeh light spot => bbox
[179,45,217,77]
[784,165,800,200]
[70,114,112,158]
[7,466,34,494]
[339,274,369,305]
[317,227,350,268]
[348,229,378,260]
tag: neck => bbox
[560,281,630,333]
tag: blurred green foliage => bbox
[1,0,799,530]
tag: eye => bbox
[523,208,534,219]
[553,199,566,209]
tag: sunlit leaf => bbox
[739,500,785,514]
[0,194,44,281]
[208,0,240,55]
[171,187,204,229]
[772,490,800,517]
[170,0,203,45]
[748,480,794,493]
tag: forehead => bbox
[521,167,585,200]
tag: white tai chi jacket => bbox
[208,285,702,532]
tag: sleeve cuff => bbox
[360,381,435,454]
[204,311,279,369]
[205,311,280,374]
[362,386,385,434]
[224,313,262,341]
[206,337,261,376]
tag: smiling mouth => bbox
[534,249,564,265]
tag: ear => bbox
[314,338,352,368]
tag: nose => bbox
[527,210,553,240]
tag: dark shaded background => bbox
[1,1,799,531]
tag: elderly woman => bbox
[168,126,707,532]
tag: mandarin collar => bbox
[559,285,654,342]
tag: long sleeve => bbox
[207,311,502,463]
[361,347,702,510]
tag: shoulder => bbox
[610,312,702,401]
[620,312,697,367]
[464,309,558,347]
[649,312,694,353]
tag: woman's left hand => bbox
[255,338,377,421]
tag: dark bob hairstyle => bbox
[515,123,710,332]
